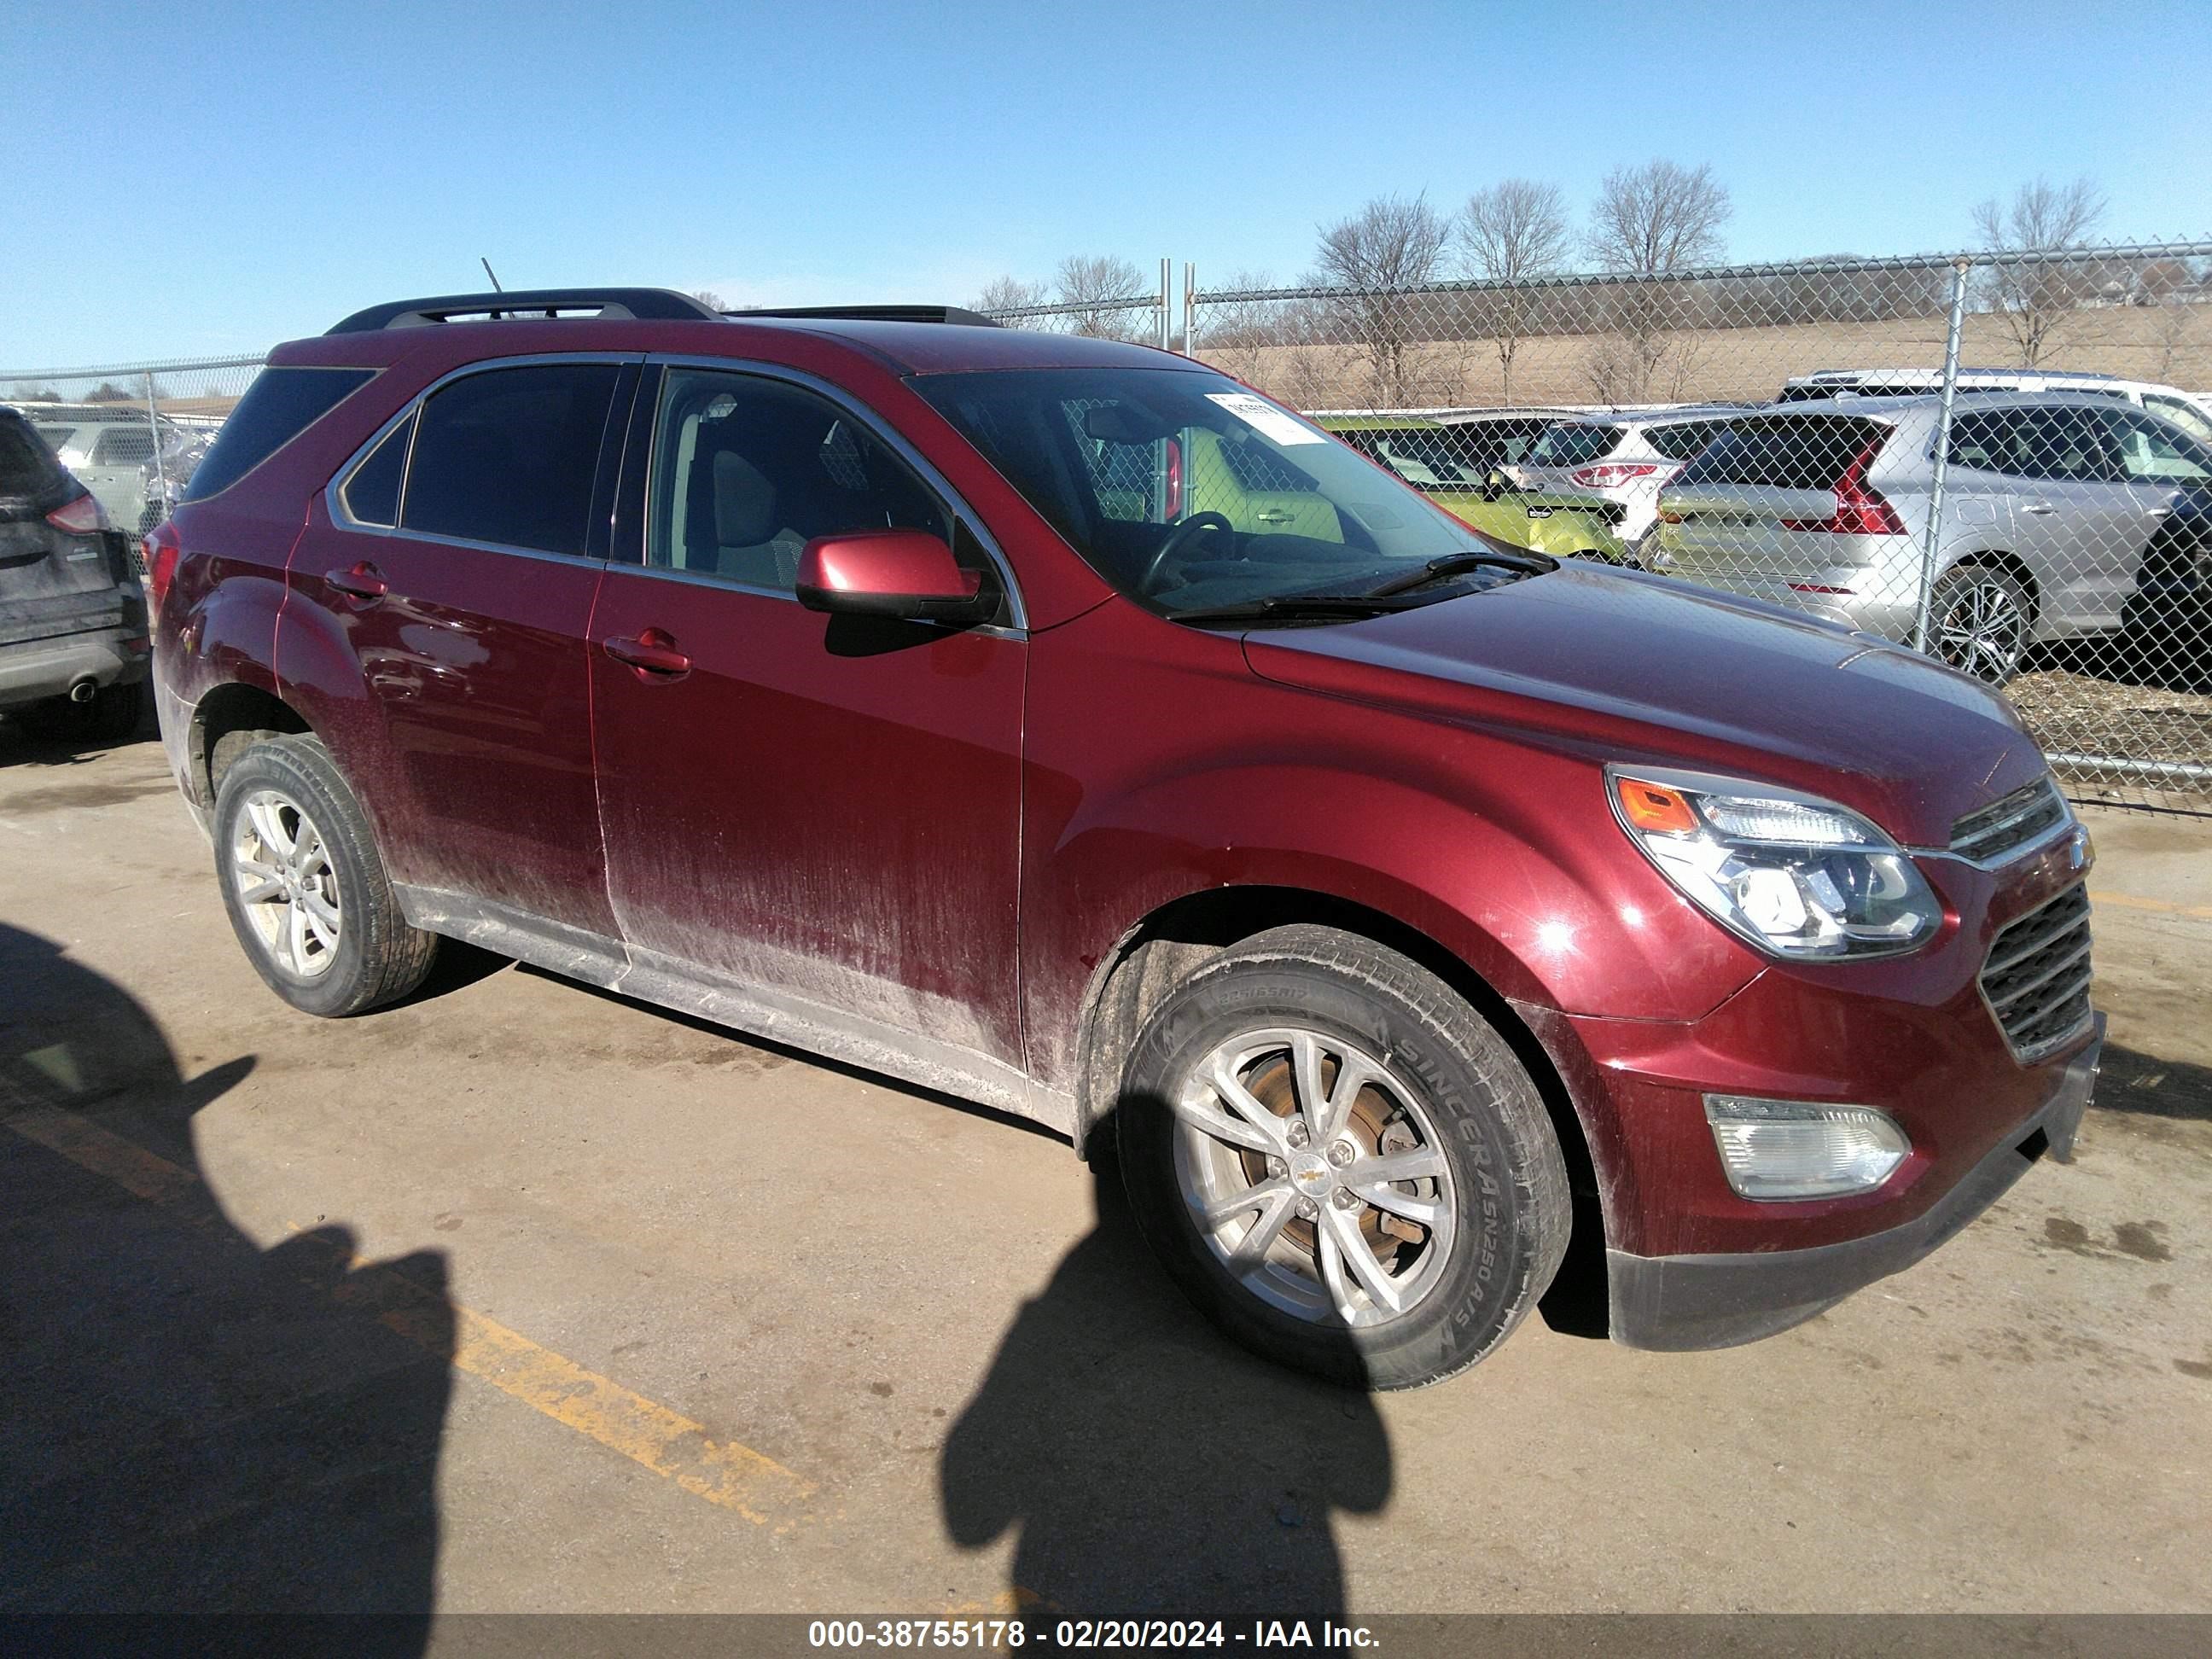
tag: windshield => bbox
[1526,422,1621,467]
[914,367,1516,619]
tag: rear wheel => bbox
[1115,925,1570,1389]
[212,734,439,1017]
[1931,564,2033,684]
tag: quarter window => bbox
[2097,410,2212,486]
[647,369,959,594]
[342,413,412,527]
[401,363,621,556]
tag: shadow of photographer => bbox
[940,1147,1392,1625]
[0,922,452,1638]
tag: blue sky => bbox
[3,0,2206,369]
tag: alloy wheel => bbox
[1171,1027,1457,1329]
[230,788,343,978]
[1936,578,2028,683]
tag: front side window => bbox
[647,369,958,594]
[915,366,1522,618]
[401,363,621,555]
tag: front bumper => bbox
[1607,1018,2102,1350]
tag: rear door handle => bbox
[1254,509,1295,525]
[602,629,692,679]
[325,561,388,600]
[2020,502,2056,515]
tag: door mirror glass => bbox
[795,530,988,621]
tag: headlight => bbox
[1607,765,1941,959]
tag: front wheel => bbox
[1116,925,1570,1389]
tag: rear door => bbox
[588,362,1027,1070]
[292,355,634,936]
[1979,407,2157,631]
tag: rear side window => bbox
[1674,416,1889,490]
[1527,423,1621,467]
[92,427,157,465]
[1644,420,1729,461]
[184,366,375,501]
[401,364,621,556]
[0,415,72,503]
[1946,409,2118,481]
[2144,393,2212,449]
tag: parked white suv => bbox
[1779,369,2212,451]
[1512,405,1749,551]
[1650,392,2212,683]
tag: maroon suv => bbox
[149,288,2102,1388]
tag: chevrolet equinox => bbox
[149,288,2103,1388]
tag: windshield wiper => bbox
[1167,593,1435,626]
[1354,547,1557,599]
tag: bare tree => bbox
[971,275,1052,329]
[690,290,727,312]
[1456,179,1571,404]
[1582,161,1732,404]
[1055,255,1150,340]
[1970,176,2107,366]
[1188,268,1288,384]
[1313,193,1452,404]
[2151,294,2195,384]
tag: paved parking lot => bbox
[2,720,2208,1621]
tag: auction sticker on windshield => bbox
[1207,393,1325,445]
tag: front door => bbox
[293,357,634,936]
[588,364,1027,1072]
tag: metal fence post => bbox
[1184,263,1196,357]
[1158,258,1171,351]
[141,370,164,526]
[1913,256,1974,656]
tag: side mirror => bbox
[1481,469,1511,503]
[795,530,990,623]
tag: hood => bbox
[1240,563,2046,847]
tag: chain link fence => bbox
[9,240,2208,812]
[2,356,266,571]
[1187,239,2212,814]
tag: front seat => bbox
[684,437,806,589]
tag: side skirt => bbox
[393,884,1074,1138]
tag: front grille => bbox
[1980,884,2094,1062]
[1951,777,2067,864]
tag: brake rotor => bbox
[1235,1053,1425,1266]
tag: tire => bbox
[1115,924,1570,1389]
[212,734,439,1017]
[1930,564,2034,685]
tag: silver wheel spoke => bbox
[1290,1032,1329,1139]
[1208,1057,1292,1151]
[245,797,294,861]
[1320,1202,1405,1315]
[1355,1182,1443,1227]
[1228,1185,1299,1265]
[286,901,311,971]
[236,864,287,905]
[300,894,341,952]
[1172,1087,1280,1157]
[1315,1225,1360,1324]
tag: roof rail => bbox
[326,288,721,335]
[727,305,1002,328]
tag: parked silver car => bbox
[15,404,209,536]
[1649,392,2212,682]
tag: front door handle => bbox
[326,561,389,600]
[2020,502,2056,515]
[602,628,692,679]
[1254,509,1295,525]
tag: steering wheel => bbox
[1138,512,1235,594]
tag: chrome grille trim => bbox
[1979,884,2095,1064]
[1950,777,2069,866]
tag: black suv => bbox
[0,406,148,741]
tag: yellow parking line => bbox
[2089,889,2212,923]
[6,1103,818,1530]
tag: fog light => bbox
[1704,1095,1909,1200]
